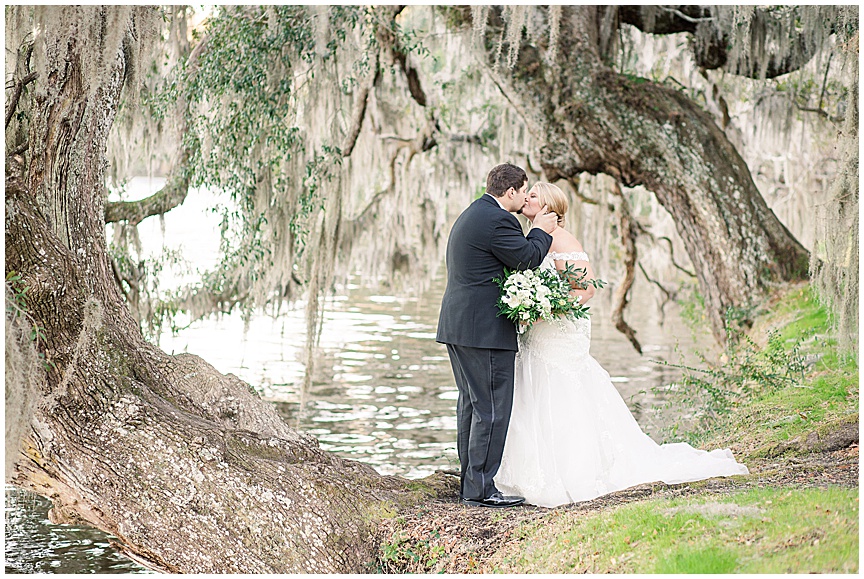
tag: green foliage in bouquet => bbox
[493,264,606,333]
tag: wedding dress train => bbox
[495,254,748,508]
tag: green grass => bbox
[487,487,858,573]
[671,285,858,455]
[760,286,855,371]
[655,544,738,573]
[371,284,857,574]
[738,289,855,451]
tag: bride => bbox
[495,182,748,508]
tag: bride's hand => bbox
[534,206,558,234]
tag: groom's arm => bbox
[489,215,553,271]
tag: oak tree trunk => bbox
[476,6,810,340]
[6,7,412,573]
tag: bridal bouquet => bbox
[494,265,605,334]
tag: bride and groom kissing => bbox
[436,163,748,509]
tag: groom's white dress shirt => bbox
[485,193,508,211]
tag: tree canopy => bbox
[112,6,855,349]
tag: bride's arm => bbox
[556,257,596,304]
[550,236,596,304]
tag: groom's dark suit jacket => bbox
[436,194,553,351]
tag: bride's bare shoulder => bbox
[549,228,585,254]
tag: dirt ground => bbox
[372,444,858,573]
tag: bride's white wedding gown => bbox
[495,252,748,508]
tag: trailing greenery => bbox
[701,287,858,456]
[487,487,858,573]
[117,6,461,336]
[655,314,808,434]
[6,272,30,320]
[106,230,195,338]
[90,6,857,366]
[179,6,346,284]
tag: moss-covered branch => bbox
[104,166,190,226]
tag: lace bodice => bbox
[521,250,593,353]
[539,251,589,274]
[549,251,589,262]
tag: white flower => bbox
[503,294,521,308]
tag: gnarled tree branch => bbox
[463,5,810,342]
[5,72,37,129]
[617,5,706,35]
[104,35,209,226]
[638,261,676,319]
[104,158,191,225]
[657,6,715,25]
[631,221,697,278]
[620,6,829,79]
[610,181,642,354]
[342,52,380,157]
[11,141,29,156]
[793,102,844,124]
[380,6,492,153]
[5,39,37,130]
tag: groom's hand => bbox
[534,205,558,234]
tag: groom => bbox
[437,163,558,508]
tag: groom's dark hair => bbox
[486,163,528,197]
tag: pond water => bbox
[4,486,153,574]
[5,178,713,572]
[157,273,700,479]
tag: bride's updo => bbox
[530,182,568,227]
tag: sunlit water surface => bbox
[4,487,153,574]
[5,178,712,572]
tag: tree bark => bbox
[103,160,190,226]
[6,7,413,572]
[471,5,810,341]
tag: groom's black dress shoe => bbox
[461,492,525,508]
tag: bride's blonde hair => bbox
[530,182,568,227]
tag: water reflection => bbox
[154,273,708,481]
[4,487,151,574]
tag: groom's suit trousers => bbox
[446,343,516,501]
